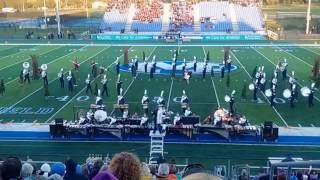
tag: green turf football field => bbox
[0,44,319,127]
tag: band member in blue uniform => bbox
[130,59,136,77]
[193,56,197,72]
[85,74,92,94]
[229,90,236,114]
[281,59,288,80]
[308,83,315,107]
[67,71,73,92]
[211,64,215,77]
[58,68,64,88]
[226,55,232,73]
[116,74,122,95]
[134,55,138,70]
[253,80,258,101]
[221,64,225,78]
[115,57,120,75]
[101,74,109,97]
[202,65,206,79]
[171,61,176,77]
[270,86,276,107]
[144,59,148,73]
[181,90,189,113]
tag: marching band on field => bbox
[17,49,318,128]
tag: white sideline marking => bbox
[230,51,289,127]
[166,78,174,110]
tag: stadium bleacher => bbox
[131,0,164,32]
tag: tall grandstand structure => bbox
[99,0,265,34]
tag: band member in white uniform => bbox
[101,74,108,97]
[58,68,64,88]
[157,91,165,106]
[41,64,48,85]
[22,62,31,84]
[183,70,190,84]
[85,74,92,94]
[181,90,189,113]
[141,89,150,114]
[67,71,73,92]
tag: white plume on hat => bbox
[60,68,63,72]
[160,90,164,97]
[144,89,147,95]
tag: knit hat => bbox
[51,162,66,176]
[21,163,34,178]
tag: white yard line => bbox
[9,47,109,110]
[300,46,320,56]
[253,47,320,103]
[166,78,174,110]
[5,46,87,85]
[276,46,312,68]
[230,51,289,127]
[0,46,42,61]
[0,46,62,71]
[202,46,220,107]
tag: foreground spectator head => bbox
[65,159,77,174]
[181,164,205,178]
[48,173,63,180]
[183,173,222,180]
[21,162,34,179]
[1,157,22,180]
[109,152,141,180]
[51,162,66,176]
[93,171,118,180]
[40,163,51,177]
[140,162,151,179]
[156,163,170,180]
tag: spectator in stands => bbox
[109,152,141,180]
[64,159,88,180]
[183,173,222,180]
[277,169,286,180]
[21,162,34,180]
[239,169,249,180]
[1,157,22,180]
[89,159,104,179]
[140,162,152,180]
[168,160,177,180]
[51,162,66,177]
[309,170,318,180]
[39,163,51,178]
[93,171,118,180]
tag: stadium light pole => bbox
[85,0,89,18]
[43,0,47,27]
[306,0,311,34]
[55,0,61,35]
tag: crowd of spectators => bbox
[133,0,163,23]
[0,152,223,180]
[105,0,130,14]
[169,0,194,31]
